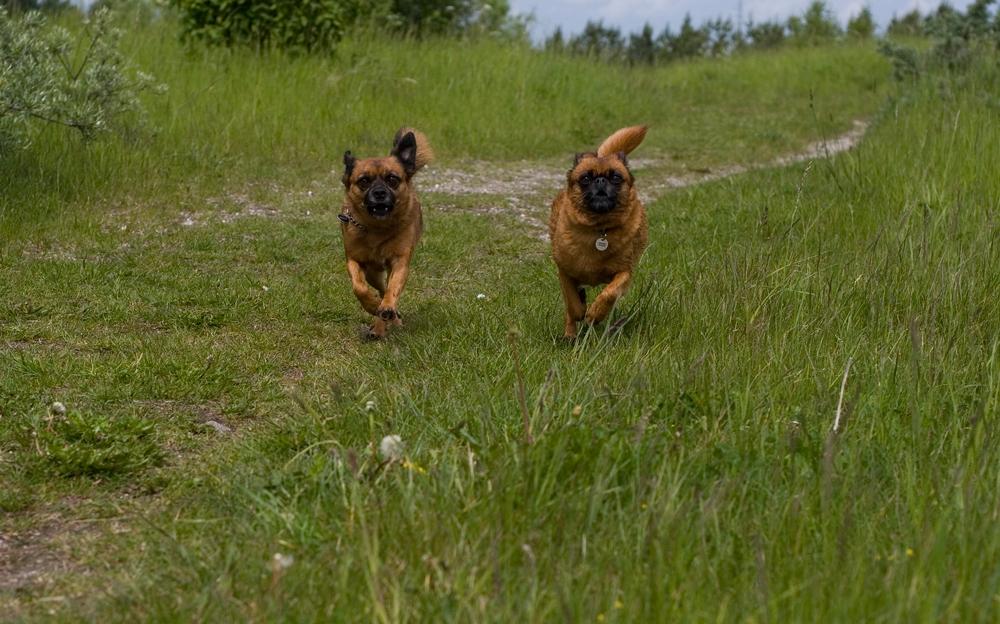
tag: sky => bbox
[509,0,978,39]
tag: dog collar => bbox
[338,210,367,231]
[595,229,609,252]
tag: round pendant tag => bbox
[595,237,609,251]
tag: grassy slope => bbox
[8,14,998,623]
[0,14,883,236]
[61,63,996,622]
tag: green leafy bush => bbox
[39,410,163,478]
[169,0,524,52]
[170,0,362,52]
[0,7,158,154]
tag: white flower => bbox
[271,552,294,571]
[379,434,404,461]
[261,285,270,292]
[476,293,486,300]
[365,400,376,412]
[49,402,66,417]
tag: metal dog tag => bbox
[595,236,609,252]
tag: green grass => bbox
[5,12,1000,623]
[1,13,884,237]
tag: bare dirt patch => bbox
[425,121,869,239]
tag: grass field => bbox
[3,11,1000,623]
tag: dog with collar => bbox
[339,128,433,339]
[548,125,649,339]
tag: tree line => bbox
[543,1,998,65]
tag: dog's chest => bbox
[558,230,633,284]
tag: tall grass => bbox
[1,12,886,235]
[25,49,995,623]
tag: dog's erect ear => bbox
[392,132,418,176]
[342,151,356,188]
[615,151,629,167]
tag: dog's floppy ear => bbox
[392,132,418,176]
[342,151,356,188]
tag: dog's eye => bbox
[609,172,623,184]
[384,175,401,189]
[579,173,593,186]
[356,176,371,190]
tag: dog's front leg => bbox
[347,258,381,316]
[557,269,586,338]
[586,271,632,325]
[376,254,411,324]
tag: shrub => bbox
[887,10,923,38]
[169,0,525,52]
[169,0,365,53]
[881,1,999,79]
[0,7,158,154]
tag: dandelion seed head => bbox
[379,434,404,461]
[271,552,294,570]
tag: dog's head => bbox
[341,131,421,220]
[566,151,634,215]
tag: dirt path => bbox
[426,120,868,238]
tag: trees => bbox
[789,1,841,46]
[847,7,875,40]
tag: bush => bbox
[881,1,999,79]
[170,0,364,52]
[887,10,923,38]
[170,0,525,52]
[0,7,158,154]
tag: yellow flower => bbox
[572,405,583,417]
[906,548,915,558]
[596,614,606,622]
[402,459,427,474]
[614,599,624,609]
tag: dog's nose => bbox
[371,188,389,202]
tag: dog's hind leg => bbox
[557,269,586,338]
[586,271,632,325]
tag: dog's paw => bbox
[361,324,385,341]
[377,306,398,322]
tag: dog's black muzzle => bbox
[583,177,618,214]
[365,182,395,218]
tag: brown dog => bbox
[340,128,433,338]
[548,126,648,338]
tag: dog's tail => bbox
[393,127,434,172]
[596,125,648,158]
